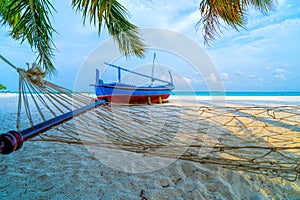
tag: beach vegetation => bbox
[0,0,145,74]
[197,0,275,45]
[0,0,275,74]
[0,83,7,91]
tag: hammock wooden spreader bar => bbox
[0,99,106,155]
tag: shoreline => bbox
[169,95,300,104]
[2,92,300,100]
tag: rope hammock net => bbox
[0,55,299,182]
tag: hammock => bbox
[0,55,299,181]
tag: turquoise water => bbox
[2,91,300,96]
[172,91,300,96]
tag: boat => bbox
[92,54,175,104]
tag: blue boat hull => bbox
[95,83,174,103]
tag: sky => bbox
[0,0,300,92]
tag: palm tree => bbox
[0,0,275,74]
[0,83,7,91]
[197,0,275,45]
[0,0,145,74]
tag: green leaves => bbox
[242,0,275,13]
[72,0,145,58]
[197,0,275,45]
[0,0,145,75]
[0,0,56,74]
[0,83,7,90]
[1,0,275,75]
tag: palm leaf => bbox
[0,83,7,90]
[197,0,275,45]
[242,0,275,12]
[0,0,56,74]
[72,0,145,58]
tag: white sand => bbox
[169,95,300,106]
[1,95,300,199]
[3,142,300,199]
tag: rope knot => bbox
[22,63,46,87]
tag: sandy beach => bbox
[1,0,299,198]
[1,94,300,199]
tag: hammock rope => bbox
[0,55,299,182]
[0,55,107,154]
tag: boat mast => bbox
[151,53,156,85]
[168,70,173,85]
[118,66,121,83]
[104,62,172,85]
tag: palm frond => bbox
[0,83,7,90]
[0,0,56,74]
[72,0,145,58]
[242,0,275,12]
[197,0,275,45]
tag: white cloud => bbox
[172,11,199,33]
[119,0,200,37]
[258,78,264,82]
[274,74,286,80]
[207,73,218,83]
[275,68,285,73]
[274,68,286,80]
[174,75,192,85]
[170,74,195,91]
[183,77,192,84]
[278,0,287,6]
[233,70,243,77]
[221,73,229,81]
[264,66,272,70]
[247,75,256,80]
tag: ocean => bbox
[172,91,300,96]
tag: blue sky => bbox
[0,0,299,92]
